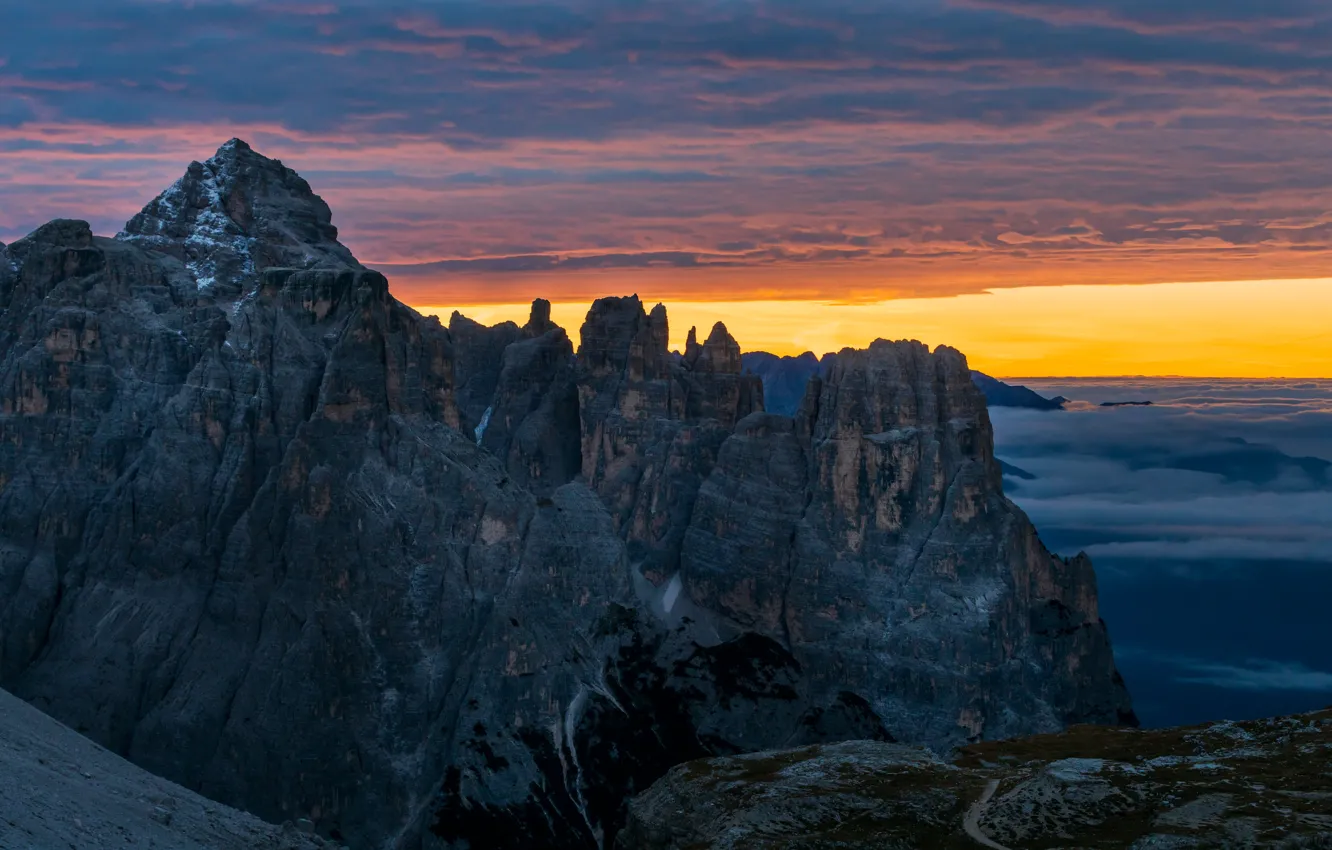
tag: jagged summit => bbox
[0,143,1132,848]
[683,321,742,373]
[117,138,359,294]
[525,297,556,335]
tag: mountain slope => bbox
[0,686,328,850]
[0,140,1131,849]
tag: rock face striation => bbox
[0,140,1131,849]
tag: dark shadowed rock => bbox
[451,300,582,494]
[0,140,1133,850]
[683,341,1132,748]
[0,687,329,850]
[575,297,763,586]
[483,322,581,494]
[448,310,523,437]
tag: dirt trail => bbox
[963,778,1012,850]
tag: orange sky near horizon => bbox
[421,277,1332,379]
[8,2,1332,382]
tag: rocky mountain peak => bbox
[577,295,673,381]
[0,140,1133,849]
[525,297,556,335]
[117,138,358,295]
[683,321,742,374]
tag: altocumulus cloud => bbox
[5,0,1332,301]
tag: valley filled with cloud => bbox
[992,378,1332,726]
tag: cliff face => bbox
[684,342,1131,746]
[576,297,763,585]
[0,140,1131,849]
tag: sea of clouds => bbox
[990,379,1332,727]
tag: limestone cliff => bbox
[0,140,1131,850]
[683,341,1131,747]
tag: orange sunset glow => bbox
[428,277,1332,379]
[4,1,1332,377]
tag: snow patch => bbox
[116,151,257,291]
[661,573,682,615]
[474,406,493,446]
[560,686,599,844]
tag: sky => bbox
[989,379,1332,726]
[2,0,1332,375]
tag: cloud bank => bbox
[991,379,1332,725]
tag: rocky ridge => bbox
[0,140,1130,849]
[618,707,1332,849]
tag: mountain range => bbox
[0,139,1131,848]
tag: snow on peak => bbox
[115,153,257,292]
[115,138,359,292]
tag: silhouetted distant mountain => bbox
[1180,437,1331,485]
[970,372,1067,410]
[741,350,837,415]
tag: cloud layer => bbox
[991,379,1332,726]
[4,0,1332,303]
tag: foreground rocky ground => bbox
[619,708,1332,849]
[0,687,329,850]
